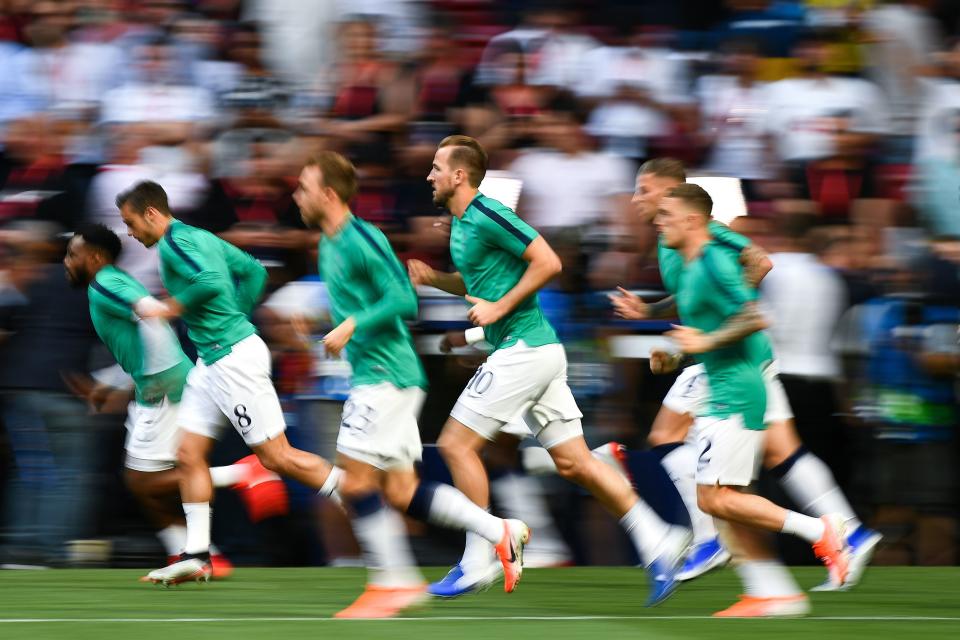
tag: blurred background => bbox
[1,0,959,572]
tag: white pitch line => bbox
[0,616,958,623]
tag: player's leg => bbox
[488,428,572,568]
[693,415,850,587]
[429,415,503,595]
[333,456,426,619]
[542,428,691,605]
[652,365,725,579]
[760,366,881,589]
[714,518,809,618]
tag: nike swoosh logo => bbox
[508,540,517,563]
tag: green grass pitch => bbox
[2,567,958,639]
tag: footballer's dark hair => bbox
[666,183,713,217]
[75,223,123,263]
[115,181,172,216]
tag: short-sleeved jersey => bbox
[158,220,267,364]
[320,215,427,390]
[450,193,558,351]
[659,221,750,293]
[88,265,192,405]
[673,244,768,430]
[659,221,775,367]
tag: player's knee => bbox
[437,431,470,463]
[698,486,736,519]
[256,450,286,475]
[552,452,589,484]
[176,443,205,469]
[123,468,148,496]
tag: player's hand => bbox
[407,259,436,286]
[323,317,356,357]
[440,330,468,354]
[666,325,712,354]
[608,286,649,320]
[649,349,681,375]
[465,295,506,327]
[137,297,183,320]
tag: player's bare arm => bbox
[610,288,677,320]
[740,243,773,287]
[667,301,769,354]
[407,259,468,296]
[323,316,356,356]
[465,235,561,327]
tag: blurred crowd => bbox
[1,0,960,569]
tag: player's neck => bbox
[320,204,352,237]
[680,230,711,262]
[448,188,480,218]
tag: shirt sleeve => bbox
[708,221,752,253]
[90,274,144,319]
[162,227,228,311]
[221,239,268,315]
[352,229,419,332]
[474,202,539,259]
[701,245,757,318]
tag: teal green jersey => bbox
[88,265,192,405]
[659,221,750,293]
[674,244,768,429]
[158,220,267,364]
[319,215,427,389]
[449,193,558,351]
[658,220,775,367]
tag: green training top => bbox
[449,192,558,352]
[319,215,427,389]
[659,220,775,366]
[88,264,192,405]
[660,239,769,430]
[158,219,267,364]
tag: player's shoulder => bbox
[472,192,516,217]
[347,215,390,250]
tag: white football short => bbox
[450,341,583,450]
[662,361,793,425]
[124,397,181,472]
[336,382,426,470]
[178,334,286,446]
[691,413,764,487]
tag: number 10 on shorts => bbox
[466,365,494,396]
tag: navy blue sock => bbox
[649,442,684,461]
[347,492,385,517]
[405,482,437,521]
[626,449,692,529]
[768,446,809,480]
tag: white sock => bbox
[210,464,246,488]
[620,498,670,566]
[661,443,717,544]
[350,497,423,588]
[736,560,802,597]
[417,483,504,544]
[183,502,211,555]
[491,472,569,557]
[156,524,186,556]
[781,511,826,544]
[779,452,861,531]
[461,530,495,572]
[319,466,343,500]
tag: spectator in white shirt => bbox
[765,31,889,167]
[696,38,774,183]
